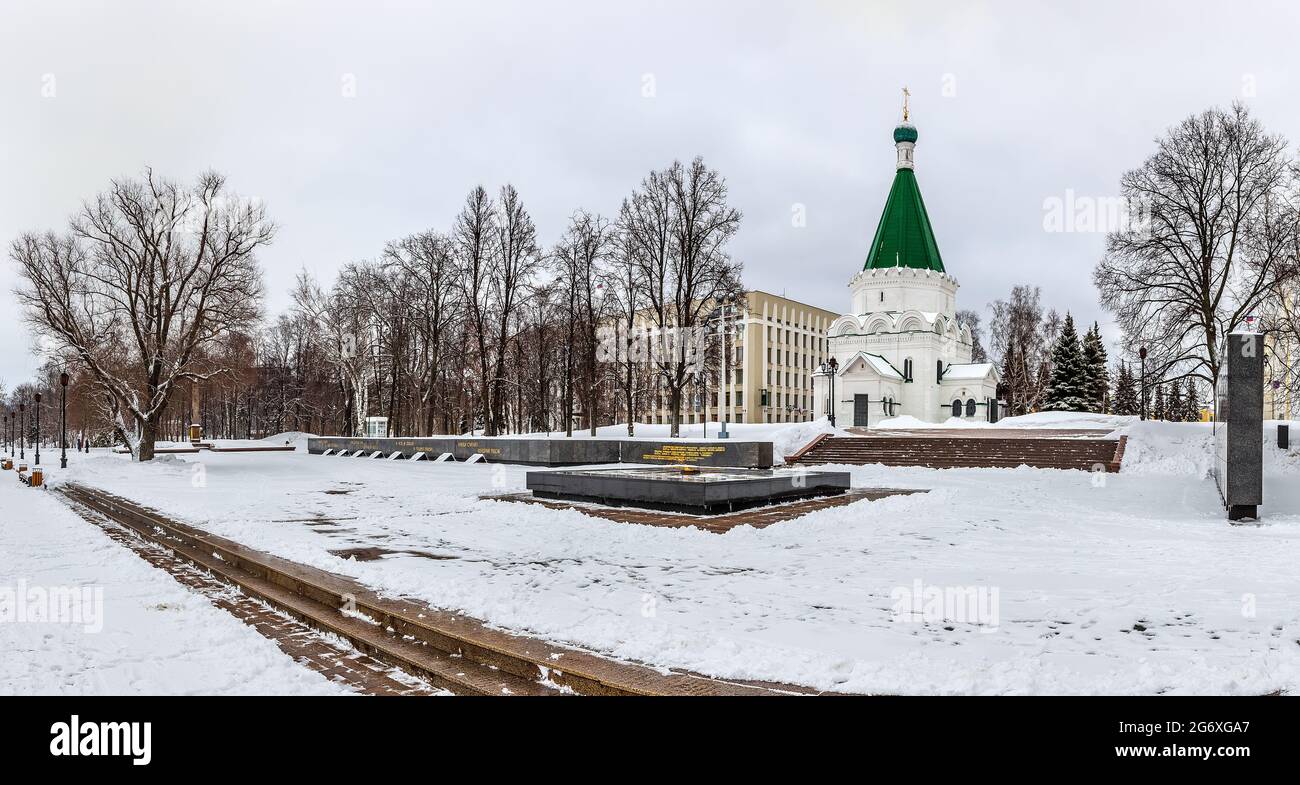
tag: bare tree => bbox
[624,158,743,436]
[553,209,613,436]
[955,308,987,363]
[12,170,270,460]
[383,231,461,435]
[989,285,1047,415]
[1095,102,1298,387]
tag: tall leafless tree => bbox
[1095,102,1298,386]
[12,169,271,460]
[624,158,743,436]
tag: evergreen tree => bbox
[1081,322,1109,412]
[1153,383,1166,420]
[1183,378,1200,422]
[1112,362,1138,415]
[1168,381,1184,422]
[1042,313,1088,411]
[998,336,1024,416]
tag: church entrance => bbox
[853,394,870,427]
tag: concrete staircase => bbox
[786,433,1126,472]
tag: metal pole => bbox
[19,403,25,460]
[60,372,69,469]
[720,299,730,439]
[34,394,41,466]
[1139,347,1147,421]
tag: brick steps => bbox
[787,435,1125,472]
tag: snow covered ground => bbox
[37,419,1300,695]
[878,411,1138,432]
[0,471,351,696]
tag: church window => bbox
[937,360,945,382]
[966,398,977,417]
[951,400,962,418]
[903,358,913,382]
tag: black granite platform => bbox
[307,436,774,468]
[525,466,851,514]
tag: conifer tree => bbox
[1081,322,1109,412]
[1154,383,1166,420]
[1168,381,1184,422]
[1043,313,1088,411]
[1112,362,1138,415]
[1183,378,1200,422]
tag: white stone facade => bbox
[813,267,999,427]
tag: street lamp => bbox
[1138,346,1148,421]
[19,402,25,460]
[826,356,839,427]
[60,372,69,469]
[34,393,41,466]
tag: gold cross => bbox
[902,86,911,122]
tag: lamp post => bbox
[60,372,69,469]
[34,393,41,466]
[714,294,735,440]
[826,357,839,427]
[1138,346,1148,421]
[19,402,25,460]
[3,412,8,455]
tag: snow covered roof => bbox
[840,352,904,380]
[942,362,996,380]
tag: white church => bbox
[813,98,999,428]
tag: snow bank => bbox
[1118,421,1215,476]
[994,411,1136,430]
[1118,419,1300,478]
[767,418,851,457]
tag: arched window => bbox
[951,399,962,418]
[965,398,977,417]
[903,358,913,382]
[937,360,945,383]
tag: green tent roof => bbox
[863,167,945,272]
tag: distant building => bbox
[636,290,839,425]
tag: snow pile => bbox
[1118,421,1214,476]
[767,418,850,457]
[1118,420,1300,478]
[994,411,1136,430]
[262,431,316,450]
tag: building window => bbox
[966,398,977,417]
[951,399,962,418]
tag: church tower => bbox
[814,91,999,428]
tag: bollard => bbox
[1279,424,1290,450]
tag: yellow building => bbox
[637,290,839,425]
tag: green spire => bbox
[863,122,945,272]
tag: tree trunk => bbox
[137,416,158,462]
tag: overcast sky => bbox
[2,0,1298,387]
